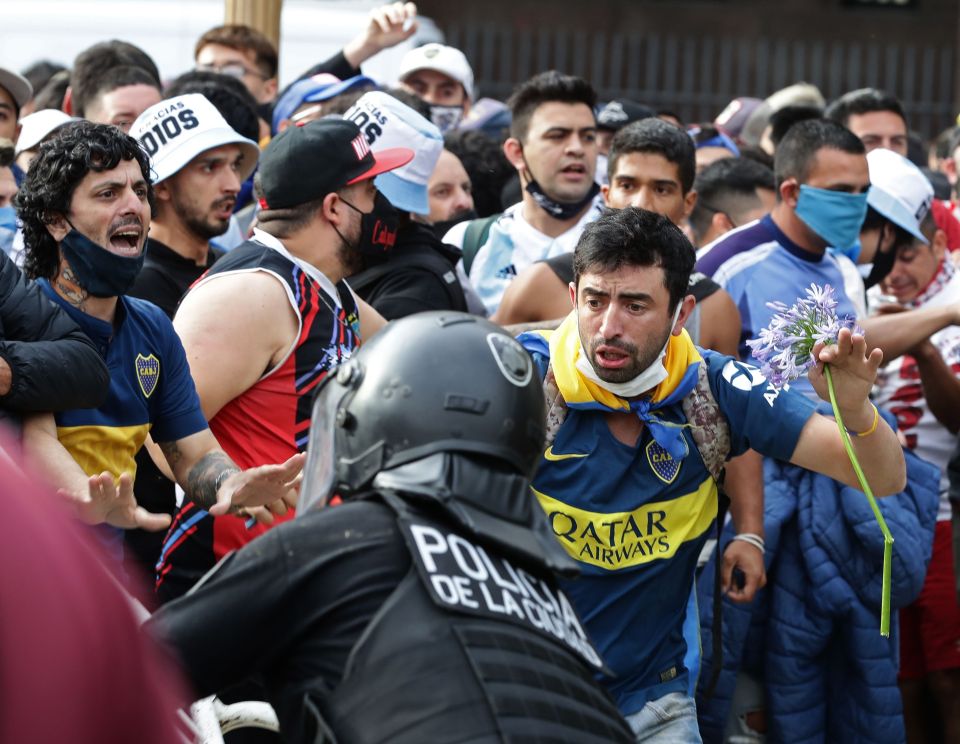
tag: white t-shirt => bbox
[445,196,605,316]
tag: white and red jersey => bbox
[873,259,960,521]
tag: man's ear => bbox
[943,157,958,187]
[153,180,172,204]
[672,294,697,336]
[45,213,70,243]
[262,77,278,104]
[322,192,346,226]
[711,210,734,235]
[568,281,577,308]
[503,137,525,172]
[932,227,948,263]
[683,188,698,219]
[62,86,74,115]
[780,178,800,209]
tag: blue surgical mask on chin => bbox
[794,184,869,259]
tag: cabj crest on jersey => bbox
[135,353,160,398]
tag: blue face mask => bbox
[794,184,869,257]
[0,205,16,231]
[0,206,17,259]
[60,226,145,298]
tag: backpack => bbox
[461,214,500,276]
[541,358,732,695]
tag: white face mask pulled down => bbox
[575,303,683,398]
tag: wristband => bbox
[846,404,880,438]
[730,532,765,556]
[214,467,239,496]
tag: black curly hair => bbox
[16,121,153,281]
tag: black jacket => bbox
[148,495,632,744]
[0,252,109,432]
[349,222,468,320]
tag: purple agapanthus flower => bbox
[746,283,861,388]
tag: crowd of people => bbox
[0,2,958,742]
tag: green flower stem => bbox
[823,364,894,637]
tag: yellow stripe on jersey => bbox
[56,423,152,479]
[532,477,718,571]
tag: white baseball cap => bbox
[130,93,259,184]
[344,92,443,216]
[0,67,32,112]
[15,109,77,155]
[866,148,934,244]
[398,44,474,101]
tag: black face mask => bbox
[525,179,600,222]
[863,228,901,290]
[432,209,478,241]
[518,143,600,221]
[335,192,401,256]
[60,224,145,298]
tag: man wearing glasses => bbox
[194,2,419,113]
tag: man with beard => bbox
[15,122,301,559]
[155,119,411,601]
[121,94,260,585]
[517,206,906,740]
[129,94,258,318]
[445,71,603,316]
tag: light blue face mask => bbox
[794,184,869,259]
[0,206,17,258]
[0,205,16,231]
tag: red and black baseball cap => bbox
[258,119,413,210]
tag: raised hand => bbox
[344,2,419,67]
[208,452,306,517]
[809,328,882,432]
[64,471,172,532]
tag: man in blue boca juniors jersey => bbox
[15,121,302,542]
[518,207,906,741]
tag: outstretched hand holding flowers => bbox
[808,327,884,435]
[748,283,900,636]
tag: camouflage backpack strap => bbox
[542,364,569,447]
[681,359,731,481]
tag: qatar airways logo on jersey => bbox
[533,478,717,571]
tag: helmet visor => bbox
[297,377,349,515]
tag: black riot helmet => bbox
[299,312,547,511]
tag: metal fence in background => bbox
[447,23,957,139]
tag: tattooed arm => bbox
[158,429,304,516]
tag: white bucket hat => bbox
[344,91,443,216]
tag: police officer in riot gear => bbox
[147,311,632,744]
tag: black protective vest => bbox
[314,493,633,744]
